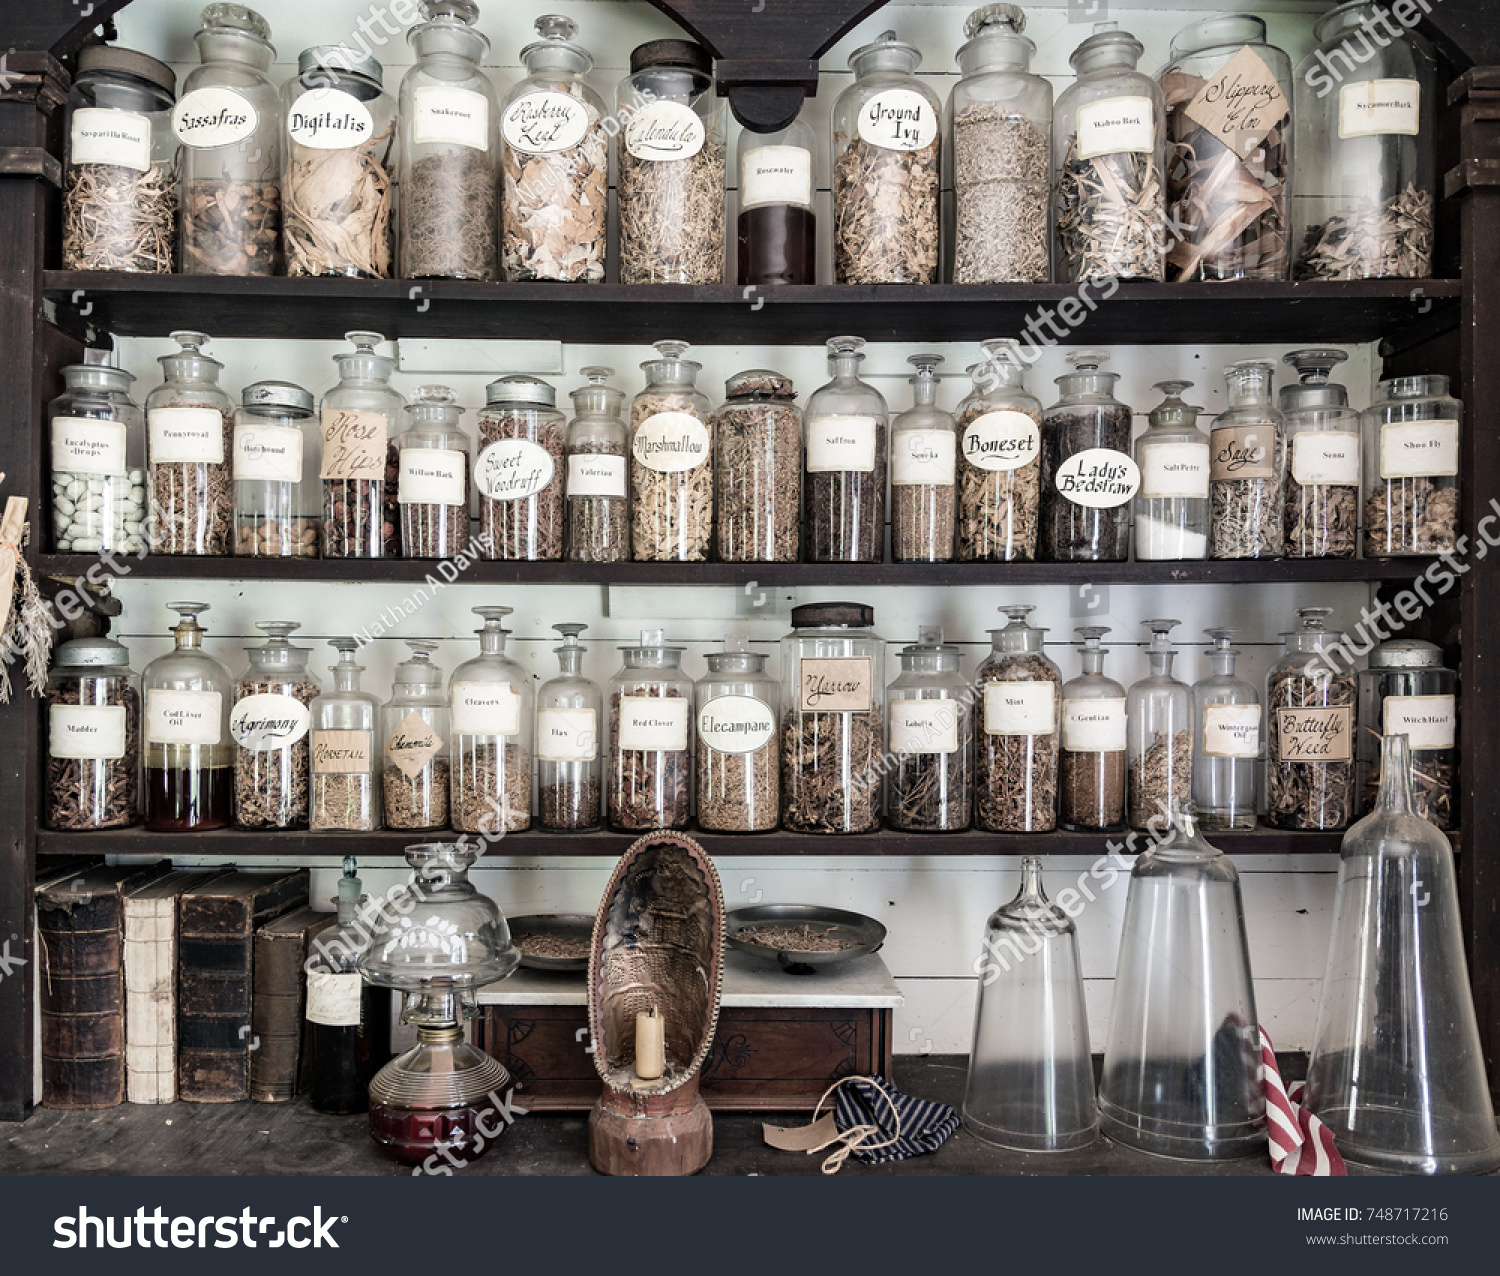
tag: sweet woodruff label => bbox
[52,417,127,477]
[537,707,597,762]
[1061,697,1127,752]
[312,729,372,774]
[48,704,127,760]
[797,657,873,714]
[1211,424,1277,481]
[698,696,776,754]
[983,682,1056,737]
[230,694,311,752]
[146,688,222,746]
[1274,706,1352,762]
[385,711,444,777]
[477,439,554,500]
[1382,694,1455,751]
[1202,703,1261,758]
[632,412,710,473]
[617,695,689,752]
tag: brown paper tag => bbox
[1275,707,1352,763]
[798,657,873,714]
[1211,425,1277,482]
[386,711,443,778]
[764,1114,840,1153]
[1184,45,1289,155]
[313,729,372,775]
[320,409,388,482]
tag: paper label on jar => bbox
[287,89,375,150]
[1183,45,1288,154]
[632,412,710,474]
[48,704,127,760]
[537,707,598,762]
[625,100,705,161]
[52,416,127,477]
[306,972,363,1027]
[477,439,555,500]
[451,681,522,737]
[1211,424,1277,481]
[312,729,372,774]
[1383,694,1455,751]
[891,430,956,486]
[741,144,811,207]
[172,87,258,149]
[698,695,776,755]
[1379,420,1459,480]
[983,681,1056,737]
[617,695,689,752]
[320,409,388,482]
[398,448,466,505]
[856,88,938,152]
[567,452,627,498]
[230,693,311,752]
[1140,442,1211,500]
[1061,697,1126,752]
[149,407,225,465]
[1274,706,1352,762]
[889,699,959,755]
[70,107,152,173]
[961,411,1039,473]
[1076,95,1155,160]
[797,657,873,714]
[386,711,443,777]
[1339,78,1421,139]
[233,423,304,484]
[146,688,222,746]
[502,89,590,155]
[1202,703,1261,758]
[413,84,490,151]
[806,416,877,474]
[1054,449,1139,508]
[1292,431,1361,486]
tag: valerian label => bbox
[856,88,938,152]
[1054,448,1140,509]
[288,89,374,149]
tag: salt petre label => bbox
[1054,448,1140,509]
[1275,706,1352,762]
[386,711,444,778]
[889,699,959,755]
[146,688,222,747]
[625,100,705,161]
[962,412,1039,473]
[1211,424,1278,481]
[1379,420,1458,480]
[698,696,776,755]
[618,695,689,752]
[287,89,374,149]
[477,438,555,500]
[398,448,466,505]
[1383,694,1455,751]
[1339,78,1420,139]
[1202,703,1261,758]
[1076,96,1155,160]
[230,693,311,752]
[451,681,522,737]
[806,416,878,474]
[632,412,711,474]
[566,453,626,498]
[413,84,489,151]
[1061,697,1127,752]
[857,89,938,152]
[1140,442,1210,500]
[537,707,597,762]
[798,656,873,714]
[70,107,152,172]
[312,729,371,774]
[48,704,127,760]
[173,87,258,149]
[984,681,1056,737]
[149,407,225,465]
[233,423,304,484]
[503,90,590,155]
[52,416,127,477]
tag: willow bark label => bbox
[312,729,371,774]
[1211,424,1276,481]
[890,698,959,754]
[52,417,127,477]
[49,704,127,760]
[1140,442,1210,499]
[398,448,466,504]
[71,108,152,172]
[1054,449,1139,508]
[320,409,387,482]
[1379,420,1458,480]
[698,695,776,754]
[477,439,554,499]
[1077,96,1155,159]
[1338,78,1420,138]
[1202,703,1261,758]
[806,416,877,473]
[1061,697,1126,752]
[892,431,955,486]
[1383,694,1455,751]
[1274,706,1351,762]
[984,682,1055,737]
[288,90,374,149]
[567,453,626,498]
[618,695,689,751]
[1292,432,1360,485]
[857,89,939,151]
[1183,45,1288,152]
[798,657,873,713]
[451,681,522,737]
[413,85,490,151]
[173,87,258,149]
[233,424,304,483]
[632,412,710,473]
[230,694,311,752]
[149,407,225,464]
[537,707,597,761]
[386,711,443,777]
[146,688,222,746]
[962,411,1039,473]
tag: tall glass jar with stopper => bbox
[1192,628,1260,832]
[1210,359,1285,560]
[1059,626,1126,833]
[975,604,1059,833]
[1126,620,1193,832]
[476,374,565,562]
[1134,381,1209,561]
[397,386,470,560]
[233,381,318,558]
[891,354,957,562]
[174,4,282,276]
[1281,349,1361,560]
[955,339,1043,562]
[564,367,629,562]
[737,110,817,286]
[607,630,693,831]
[947,4,1053,285]
[49,358,147,556]
[1363,374,1461,558]
[804,337,888,563]
[310,639,381,831]
[45,637,141,832]
[399,0,500,281]
[537,623,602,830]
[1039,350,1137,563]
[1266,606,1355,831]
[831,31,941,285]
[1357,639,1456,829]
[630,340,714,563]
[146,331,234,556]
[142,602,234,832]
[232,621,319,830]
[500,15,607,283]
[695,637,779,833]
[380,640,450,831]
[450,606,533,836]
[887,626,972,832]
[714,369,802,563]
[320,332,404,560]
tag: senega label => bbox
[1054,449,1139,508]
[413,84,489,151]
[618,695,689,752]
[503,90,590,154]
[49,704,127,760]
[890,699,959,755]
[1076,96,1155,160]
[287,89,374,149]
[1292,432,1360,486]
[477,439,555,500]
[1339,78,1420,139]
[537,707,597,762]
[984,682,1056,737]
[857,88,938,151]
[451,681,522,737]
[70,107,152,172]
[230,694,311,752]
[233,424,304,484]
[1140,442,1210,500]
[52,417,126,477]
[625,100,705,161]
[149,407,225,465]
[1379,420,1459,480]
[698,696,776,754]
[1383,694,1455,751]
[398,448,466,504]
[892,431,955,486]
[632,412,711,473]
[806,417,878,474]
[741,145,811,208]
[1061,697,1127,752]
[1202,703,1261,758]
[146,688,222,746]
[962,412,1039,473]
[172,87,257,149]
[567,453,626,498]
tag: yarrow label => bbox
[806,416,877,474]
[625,100,705,161]
[477,439,554,500]
[230,694,311,752]
[172,87,257,149]
[288,90,374,149]
[741,145,811,207]
[618,695,689,752]
[1062,697,1127,752]
[70,108,152,173]
[48,704,127,760]
[503,90,591,154]
[632,412,711,473]
[857,89,938,151]
[146,689,222,747]
[984,682,1056,737]
[798,657,873,713]
[413,84,490,151]
[962,412,1039,473]
[52,417,127,477]
[698,696,776,754]
[1055,449,1140,508]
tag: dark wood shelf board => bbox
[42,273,1462,347]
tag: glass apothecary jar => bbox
[146,331,234,557]
[537,623,602,831]
[804,337,888,564]
[1210,359,1285,560]
[1059,626,1126,833]
[49,359,147,557]
[63,45,177,274]
[397,386,471,560]
[696,639,779,833]
[381,640,450,831]
[45,637,141,832]
[320,332,405,560]
[975,605,1060,833]
[1126,620,1193,831]
[607,630,693,832]
[630,340,714,563]
[955,340,1043,563]
[175,4,282,276]
[449,606,533,835]
[398,0,499,281]
[1192,627,1261,832]
[1363,374,1460,557]
[887,627,971,832]
[948,4,1053,285]
[564,367,629,562]
[1160,15,1291,282]
[1357,639,1456,829]
[781,603,885,834]
[1281,349,1361,559]
[1266,606,1355,830]
[1293,1,1436,280]
[310,639,381,831]
[1134,380,1209,560]
[1039,350,1136,563]
[832,31,941,285]
[476,374,564,562]
[892,354,957,563]
[142,602,234,832]
[617,39,726,285]
[1055,24,1165,284]
[233,380,317,558]
[715,370,801,563]
[232,620,319,830]
[282,46,396,278]
[737,112,817,287]
[501,15,607,283]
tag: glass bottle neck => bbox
[555,649,584,676]
[196,30,273,71]
[910,380,938,408]
[1079,650,1105,675]
[1148,651,1176,677]
[1208,651,1238,677]
[1374,732,1417,815]
[829,354,864,382]
[332,665,363,692]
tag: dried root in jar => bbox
[235,516,319,558]
[479,411,564,561]
[1057,139,1165,283]
[540,775,600,829]
[311,772,377,831]
[607,690,690,830]
[888,713,971,832]
[630,392,712,563]
[714,392,800,563]
[951,107,1050,284]
[149,405,234,556]
[1127,728,1192,830]
[566,439,629,562]
[183,180,281,276]
[697,740,778,832]
[45,683,140,830]
[958,403,1041,563]
[234,677,318,830]
[1266,665,1354,830]
[1285,484,1357,559]
[63,162,177,273]
[1297,183,1433,281]
[1059,749,1124,830]
[780,709,882,834]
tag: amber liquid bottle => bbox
[308,867,391,1114]
[737,205,816,286]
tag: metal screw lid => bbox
[242,380,314,411]
[297,44,383,85]
[1368,638,1446,668]
[77,44,177,95]
[791,602,874,629]
[53,636,131,668]
[485,374,556,408]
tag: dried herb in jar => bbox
[311,771,376,832]
[889,713,972,832]
[480,410,564,561]
[1297,184,1433,281]
[805,424,888,563]
[630,391,713,563]
[608,689,690,830]
[233,677,318,830]
[324,439,400,558]
[958,402,1041,562]
[952,107,1050,284]
[567,438,629,562]
[975,655,1059,833]
[1038,404,1132,562]
[403,149,498,280]
[451,740,531,834]
[383,757,450,830]
[697,739,778,832]
[63,161,177,273]
[1364,479,1458,556]
[833,135,939,284]
[1057,140,1165,283]
[1128,728,1192,830]
[540,776,600,829]
[618,139,725,285]
[150,404,235,556]
[1059,748,1125,830]
[1286,484,1358,559]
[780,708,883,834]
[45,681,140,831]
[284,122,396,278]
[714,375,800,563]
[183,180,281,276]
[1358,738,1453,829]
[1266,665,1354,830]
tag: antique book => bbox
[177,870,309,1103]
[249,906,337,1103]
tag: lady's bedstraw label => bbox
[890,699,959,754]
[1379,420,1459,480]
[477,439,554,500]
[1077,96,1155,159]
[230,694,311,752]
[52,417,127,477]
[537,707,597,762]
[149,407,225,464]
[386,712,443,777]
[741,144,811,207]
[71,107,152,172]
[806,416,878,474]
[798,657,873,713]
[321,409,388,482]
[233,424,304,483]
[398,448,466,505]
[567,452,626,498]
[698,696,776,754]
[618,695,689,751]
[892,431,955,486]
[962,412,1039,473]
[1292,432,1360,486]
[1061,697,1127,752]
[632,412,711,473]
[984,682,1056,737]
[1202,703,1261,758]
[1055,449,1140,509]
[413,85,489,151]
[288,90,374,149]
[1383,694,1455,751]
[857,89,938,152]
[1140,442,1211,500]
[1339,78,1420,139]
[625,100,705,161]
[48,704,127,760]
[312,729,371,774]
[503,90,590,155]
[146,688,222,746]
[451,681,522,737]
[1275,706,1352,762]
[1211,424,1277,481]
[173,87,258,149]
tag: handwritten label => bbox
[983,681,1056,737]
[320,409,388,482]
[1379,420,1459,480]
[798,656,873,714]
[287,89,374,149]
[48,704,127,760]
[398,447,466,505]
[1202,703,1261,758]
[1292,431,1360,486]
[70,107,152,172]
[451,680,522,737]
[173,87,257,149]
[1183,45,1288,154]
[1054,449,1139,509]
[698,695,776,754]
[52,416,126,477]
[962,411,1039,473]
[146,688,222,746]
[1339,78,1420,139]
[1274,706,1352,762]
[413,84,489,151]
[857,88,938,152]
[617,695,689,752]
[892,430,956,486]
[1383,694,1455,751]
[1061,697,1127,752]
[1211,424,1277,482]
[889,699,959,755]
[632,411,711,474]
[385,710,443,777]
[1077,95,1155,160]
[477,438,555,500]
[741,144,811,207]
[502,89,590,154]
[306,972,363,1027]
[566,452,626,498]
[230,693,311,752]
[312,729,371,774]
[624,100,705,161]
[537,707,598,762]
[806,416,877,474]
[149,407,225,465]
[1140,442,1211,500]
[233,423,304,484]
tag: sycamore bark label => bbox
[1338,78,1420,139]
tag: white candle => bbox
[634,1007,665,1080]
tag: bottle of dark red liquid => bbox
[737,115,817,286]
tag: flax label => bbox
[537,707,598,762]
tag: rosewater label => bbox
[741,145,811,207]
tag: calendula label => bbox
[320,409,389,482]
[386,711,443,777]
[230,694,311,752]
[413,84,490,151]
[233,423,304,484]
[983,682,1056,737]
[70,107,152,172]
[889,699,959,755]
[49,704,127,760]
[1292,431,1360,486]
[857,88,938,152]
[567,453,626,498]
[1202,703,1261,758]
[698,696,776,755]
[477,439,555,500]
[1076,96,1155,160]
[1383,694,1455,751]
[632,412,710,473]
[1339,78,1420,139]
[398,448,466,505]
[1140,442,1211,500]
[537,707,597,762]
[287,89,374,149]
[146,688,222,746]
[1054,449,1139,508]
[451,681,522,737]
[624,100,705,161]
[173,87,258,149]
[798,657,873,714]
[1061,697,1126,752]
[1379,420,1459,480]
[306,972,363,1027]
[503,90,590,154]
[312,729,371,774]
[962,412,1040,473]
[891,431,956,486]
[1274,706,1352,762]
[1211,424,1277,481]
[1183,45,1288,154]
[741,144,811,207]
[617,695,689,752]
[806,416,877,474]
[149,407,225,465]
[52,417,127,477]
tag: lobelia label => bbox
[632,412,711,473]
[1379,420,1459,480]
[567,452,627,498]
[624,100,705,161]
[70,107,152,173]
[149,407,225,465]
[891,431,956,486]
[1076,96,1155,160]
[1202,703,1261,758]
[312,729,371,774]
[1275,706,1352,762]
[1183,45,1288,154]
[398,448,466,505]
[962,412,1040,473]
[287,89,375,149]
[983,681,1056,737]
[889,699,960,755]
[618,695,689,752]
[146,688,222,746]
[1339,78,1421,139]
[233,424,304,484]
[1292,432,1361,486]
[798,657,873,713]
[1383,694,1456,751]
[1054,449,1140,508]
[1211,424,1277,482]
[386,711,443,778]
[698,695,776,755]
[537,707,598,762]
[857,88,939,152]
[230,694,311,752]
[306,972,363,1027]
[413,84,490,151]
[806,416,878,474]
[48,704,127,760]
[451,681,522,737]
[320,408,388,482]
[1140,442,1211,500]
[172,87,258,149]
[1061,697,1127,752]
[502,90,591,154]
[741,144,812,207]
[477,439,555,500]
[52,416,126,477]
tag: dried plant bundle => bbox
[952,107,1050,284]
[451,740,531,833]
[780,708,882,834]
[1128,728,1192,830]
[63,161,177,273]
[283,121,395,278]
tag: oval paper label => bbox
[698,695,775,754]
[962,411,1040,473]
[632,412,710,473]
[503,90,591,155]
[625,100,706,161]
[287,89,374,150]
[230,693,311,752]
[477,438,556,499]
[173,87,258,149]
[857,88,938,151]
[1053,448,1140,508]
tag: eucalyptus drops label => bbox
[230,694,312,752]
[624,100,705,161]
[173,87,258,149]
[287,90,374,149]
[962,412,1039,473]
[52,417,127,477]
[857,89,938,151]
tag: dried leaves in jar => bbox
[284,122,395,278]
[383,757,451,830]
[805,421,888,563]
[233,677,319,830]
[630,392,713,563]
[1127,729,1192,830]
[958,401,1041,562]
[1266,665,1354,830]
[479,411,564,561]
[149,404,235,556]
[715,380,801,563]
[952,107,1050,284]
[1364,478,1458,556]
[1297,184,1434,281]
[403,149,498,280]
[975,656,1059,833]
[63,161,177,274]
[780,708,883,834]
[451,741,531,834]
[311,771,377,832]
[618,139,726,285]
[608,689,690,831]
[833,134,939,284]
[888,711,971,832]
[45,681,140,831]
[1210,428,1285,560]
[1285,484,1358,559]
[1057,139,1165,283]
[183,180,281,276]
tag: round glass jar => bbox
[231,621,319,830]
[1133,380,1210,561]
[955,338,1043,562]
[1125,620,1193,832]
[233,380,317,558]
[1362,374,1460,557]
[1058,626,1127,833]
[974,604,1060,833]
[891,354,957,563]
[1280,349,1361,560]
[309,638,382,831]
[629,340,714,563]
[49,359,147,557]
[607,630,693,832]
[397,385,471,560]
[449,606,533,835]
[1210,359,1286,560]
[887,627,971,832]
[564,367,630,562]
[476,374,564,561]
[1191,627,1261,832]
[45,636,141,832]
[380,640,451,831]
[737,112,817,287]
[536,623,603,830]
[804,337,888,563]
[1265,606,1355,831]
[146,331,235,557]
[1357,638,1456,829]
[696,640,779,832]
[714,369,801,563]
[320,332,405,560]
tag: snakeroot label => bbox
[983,681,1056,737]
[889,699,959,754]
[287,89,374,149]
[1140,442,1210,499]
[48,704,127,760]
[1054,449,1139,508]
[891,431,956,486]
[413,84,489,151]
[741,144,811,207]
[398,448,466,505]
[698,696,776,754]
[149,407,225,464]
[503,90,590,154]
[798,657,873,713]
[806,416,877,473]
[1339,78,1420,139]
[312,729,371,774]
[1383,694,1455,751]
[477,439,555,500]
[233,423,304,483]
[1061,697,1127,752]
[618,695,689,752]
[624,100,705,161]
[52,417,127,477]
[1379,420,1459,480]
[451,681,522,737]
[146,688,222,746]
[1274,706,1352,762]
[231,694,312,752]
[566,452,626,498]
[961,412,1040,473]
[172,87,257,149]
[1292,432,1360,486]
[70,108,152,172]
[857,89,939,151]
[632,412,711,473]
[537,707,597,762]
[1077,96,1155,159]
[1202,703,1261,758]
